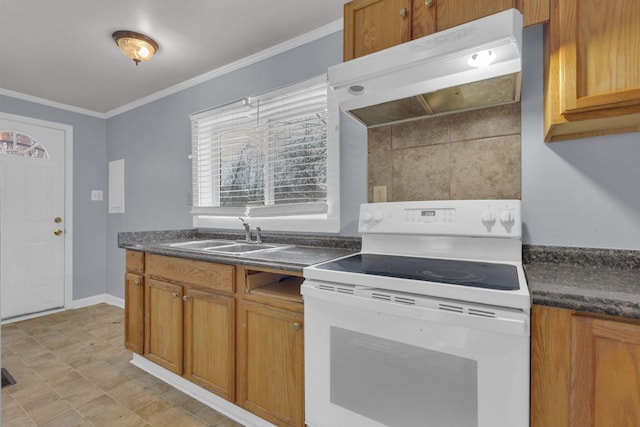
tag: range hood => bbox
[329,9,523,127]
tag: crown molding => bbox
[1,19,342,120]
[105,18,343,118]
[0,88,108,119]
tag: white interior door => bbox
[0,116,68,320]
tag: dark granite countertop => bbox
[119,229,360,273]
[524,246,640,319]
[119,230,640,318]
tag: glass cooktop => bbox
[316,254,520,291]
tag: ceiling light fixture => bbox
[112,31,159,66]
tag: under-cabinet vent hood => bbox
[329,8,523,127]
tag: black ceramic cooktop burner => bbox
[316,253,520,291]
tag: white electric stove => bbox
[302,200,531,427]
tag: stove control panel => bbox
[358,200,521,237]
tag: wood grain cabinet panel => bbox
[433,0,516,31]
[238,300,304,427]
[144,278,183,375]
[531,305,640,427]
[184,287,235,400]
[344,0,412,60]
[124,272,144,354]
[544,0,640,141]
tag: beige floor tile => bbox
[1,304,241,427]
[38,409,92,427]
[75,393,136,426]
[25,398,74,425]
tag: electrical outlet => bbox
[91,190,103,201]
[373,186,387,203]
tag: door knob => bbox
[53,229,63,236]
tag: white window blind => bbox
[191,77,328,217]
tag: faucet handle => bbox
[255,226,262,244]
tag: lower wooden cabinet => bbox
[144,278,183,374]
[184,287,235,401]
[531,305,640,427]
[238,300,304,427]
[124,252,305,426]
[124,272,144,354]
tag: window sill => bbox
[193,215,340,234]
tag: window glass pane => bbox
[191,76,329,216]
[0,132,49,159]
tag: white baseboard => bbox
[2,294,125,324]
[131,354,276,427]
[71,293,124,309]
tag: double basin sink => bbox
[163,239,292,255]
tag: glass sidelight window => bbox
[0,132,49,159]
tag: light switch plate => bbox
[91,190,103,201]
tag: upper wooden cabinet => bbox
[344,0,412,61]
[343,0,545,61]
[531,305,640,426]
[544,0,640,141]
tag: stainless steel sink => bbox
[163,240,291,255]
[166,240,235,250]
[204,243,281,253]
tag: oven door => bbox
[302,281,530,427]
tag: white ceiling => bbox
[1,0,346,117]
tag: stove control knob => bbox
[481,210,495,222]
[373,211,383,222]
[500,209,513,222]
[361,212,373,223]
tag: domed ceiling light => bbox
[112,31,159,66]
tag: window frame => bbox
[191,75,340,233]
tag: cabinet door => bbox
[544,0,640,141]
[124,272,144,354]
[572,315,640,426]
[238,301,304,427]
[557,0,640,115]
[434,0,516,31]
[184,287,235,401]
[144,278,183,374]
[344,0,412,61]
[531,305,640,427]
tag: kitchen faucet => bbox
[238,217,252,242]
[238,217,262,243]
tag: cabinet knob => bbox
[425,0,434,7]
[134,280,141,286]
[399,7,408,17]
[171,292,179,298]
[293,322,301,331]
[182,295,190,302]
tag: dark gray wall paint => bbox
[0,95,107,300]
[521,26,640,250]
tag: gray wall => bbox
[3,25,640,304]
[105,32,367,298]
[0,95,108,300]
[521,26,640,250]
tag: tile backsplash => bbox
[368,103,521,202]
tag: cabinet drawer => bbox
[126,250,145,274]
[146,254,234,293]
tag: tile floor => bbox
[1,304,243,426]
